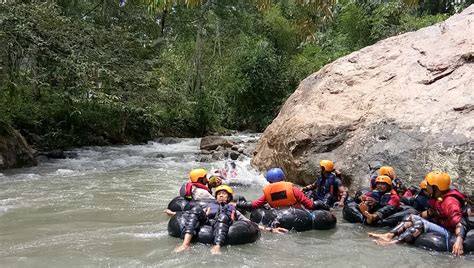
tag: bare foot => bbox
[374,239,399,246]
[163,209,176,217]
[359,202,369,215]
[174,244,189,253]
[211,245,222,255]
[368,232,394,242]
[365,213,377,224]
[273,227,289,234]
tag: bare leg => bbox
[370,214,416,242]
[174,233,192,252]
[368,232,395,242]
[211,245,222,255]
[374,239,400,246]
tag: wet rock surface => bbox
[0,122,37,169]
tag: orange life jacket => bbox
[262,181,298,208]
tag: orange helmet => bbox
[375,175,392,185]
[425,171,450,191]
[419,180,427,190]
[378,166,396,179]
[189,168,207,183]
[320,160,334,172]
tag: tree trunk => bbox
[160,9,167,35]
[190,1,211,95]
[189,1,212,135]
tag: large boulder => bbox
[0,122,37,169]
[252,6,474,193]
[200,136,235,151]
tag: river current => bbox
[0,134,472,267]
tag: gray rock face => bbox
[252,6,474,194]
[0,122,37,169]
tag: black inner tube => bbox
[250,207,336,232]
[167,212,260,245]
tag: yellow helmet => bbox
[425,171,450,191]
[378,166,396,179]
[419,180,427,190]
[214,185,234,199]
[189,168,207,183]
[375,175,392,185]
[320,160,334,172]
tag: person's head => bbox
[375,175,392,192]
[265,168,285,183]
[378,166,395,180]
[189,168,208,184]
[320,160,334,174]
[393,178,406,195]
[425,171,450,198]
[214,185,233,203]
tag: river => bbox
[0,134,472,267]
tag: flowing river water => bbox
[0,135,472,267]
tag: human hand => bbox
[452,237,464,256]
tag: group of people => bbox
[368,171,469,256]
[165,168,288,254]
[350,164,470,256]
[165,160,471,256]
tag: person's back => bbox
[262,181,298,208]
[237,168,317,211]
[314,172,341,201]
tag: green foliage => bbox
[261,6,299,53]
[227,37,288,130]
[0,0,459,150]
[399,13,448,32]
[337,2,372,49]
[287,44,330,85]
[369,1,405,41]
